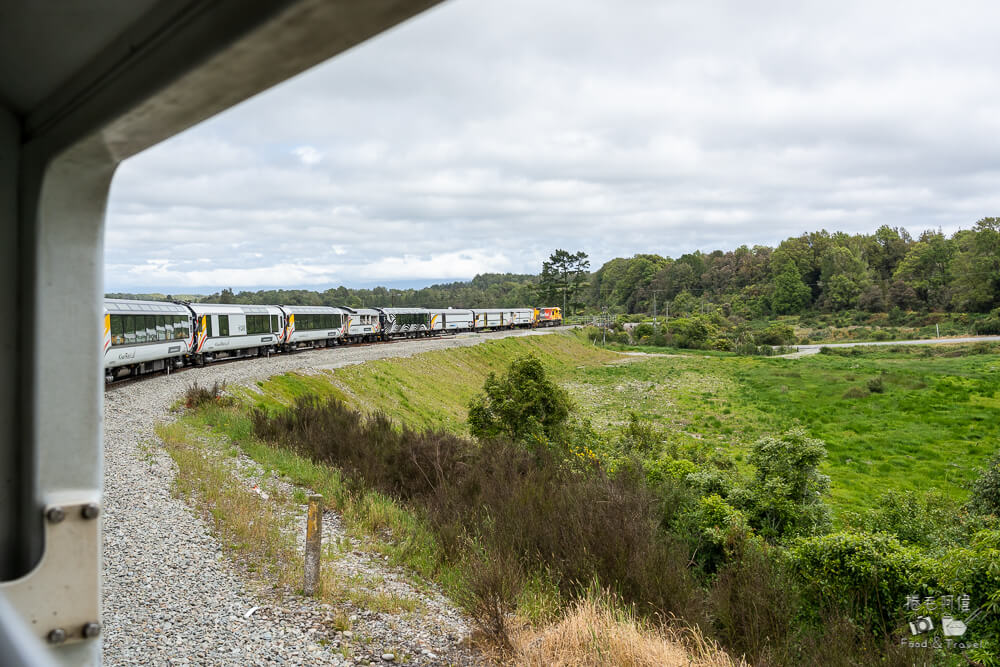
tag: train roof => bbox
[377,307,429,314]
[279,305,349,314]
[104,298,190,315]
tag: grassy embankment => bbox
[159,333,999,663]
[159,334,744,664]
[235,332,999,517]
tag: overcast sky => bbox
[105,0,1000,293]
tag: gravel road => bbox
[102,327,567,666]
[782,334,1000,358]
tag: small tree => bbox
[733,428,831,541]
[467,355,571,445]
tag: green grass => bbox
[242,333,620,433]
[559,344,1000,517]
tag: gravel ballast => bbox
[102,328,567,666]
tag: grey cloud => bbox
[106,0,1000,292]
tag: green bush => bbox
[756,323,796,346]
[791,531,929,634]
[732,428,832,541]
[841,490,963,548]
[666,315,717,349]
[632,322,654,340]
[974,309,1000,335]
[467,354,572,446]
[966,452,1000,517]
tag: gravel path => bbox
[779,334,1000,358]
[102,327,568,666]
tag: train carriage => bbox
[512,308,535,328]
[280,305,349,349]
[473,308,517,330]
[426,308,475,333]
[339,306,382,343]
[378,307,432,338]
[104,298,194,381]
[188,303,284,363]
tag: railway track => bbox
[103,333,456,390]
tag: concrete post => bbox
[303,494,323,596]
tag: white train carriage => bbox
[473,308,518,330]
[280,305,349,349]
[339,306,382,342]
[427,308,475,333]
[104,299,194,381]
[512,308,535,328]
[378,307,432,338]
[189,303,284,363]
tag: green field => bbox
[564,346,1000,515]
[241,334,1000,518]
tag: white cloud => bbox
[105,0,1000,292]
[293,145,324,166]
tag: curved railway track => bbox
[104,333,456,390]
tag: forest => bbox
[109,219,1000,325]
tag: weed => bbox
[184,381,228,408]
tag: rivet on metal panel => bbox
[46,506,65,523]
[47,628,67,644]
[81,503,100,519]
[82,622,101,638]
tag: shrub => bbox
[790,531,928,634]
[455,547,523,650]
[184,381,226,408]
[966,452,1000,517]
[710,533,797,665]
[974,309,1000,335]
[618,412,661,455]
[755,323,796,346]
[467,354,572,446]
[667,315,717,349]
[866,377,885,393]
[632,322,654,340]
[732,429,831,541]
[252,399,705,626]
[841,490,963,548]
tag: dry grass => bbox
[157,420,420,615]
[508,595,745,667]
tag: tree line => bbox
[591,218,1000,317]
[110,218,999,318]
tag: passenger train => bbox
[103,299,563,382]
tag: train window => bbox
[156,315,167,340]
[270,314,278,332]
[205,316,213,338]
[110,315,124,346]
[124,315,136,343]
[248,314,269,334]
[219,315,229,337]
